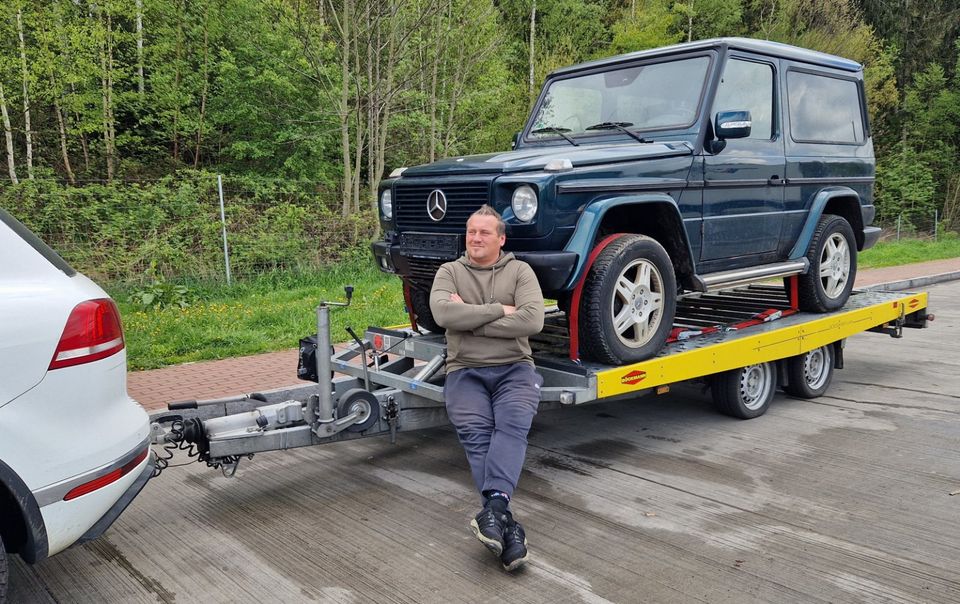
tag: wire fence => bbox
[879,211,953,242]
[0,174,379,286]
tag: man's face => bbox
[465,214,505,267]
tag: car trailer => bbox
[148,283,932,477]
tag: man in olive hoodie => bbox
[430,204,545,572]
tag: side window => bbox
[713,58,774,140]
[788,71,864,144]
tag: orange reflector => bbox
[64,448,148,501]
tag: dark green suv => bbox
[372,38,880,364]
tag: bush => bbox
[0,170,379,285]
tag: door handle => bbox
[768,175,786,186]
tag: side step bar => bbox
[693,259,809,292]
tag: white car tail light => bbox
[48,298,125,370]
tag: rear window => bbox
[787,70,865,144]
[0,206,76,276]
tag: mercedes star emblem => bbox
[426,189,447,222]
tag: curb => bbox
[861,270,960,292]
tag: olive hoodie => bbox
[429,252,545,374]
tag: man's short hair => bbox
[469,204,506,236]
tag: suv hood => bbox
[400,141,692,177]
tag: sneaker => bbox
[500,519,529,572]
[469,503,509,557]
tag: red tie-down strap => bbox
[668,307,798,343]
[402,279,418,331]
[786,274,800,310]
[567,233,631,361]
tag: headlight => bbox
[511,185,538,222]
[380,189,393,219]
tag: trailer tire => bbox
[580,235,676,364]
[784,345,834,398]
[409,285,443,333]
[337,389,380,432]
[797,214,857,312]
[712,362,777,419]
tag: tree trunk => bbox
[528,0,537,105]
[688,0,694,42]
[195,8,210,168]
[136,0,145,96]
[429,19,438,162]
[99,10,115,181]
[17,9,34,180]
[352,8,363,215]
[339,0,353,217]
[107,13,117,174]
[0,83,19,185]
[366,1,375,204]
[172,1,185,162]
[51,78,76,185]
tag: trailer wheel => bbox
[337,388,381,432]
[712,362,777,419]
[797,214,857,312]
[409,285,443,333]
[784,345,834,398]
[580,235,677,364]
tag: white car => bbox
[0,207,151,600]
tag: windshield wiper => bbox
[530,127,579,146]
[585,121,651,144]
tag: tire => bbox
[1,532,7,604]
[579,235,677,364]
[408,284,443,333]
[797,214,857,312]
[784,345,834,398]
[337,388,381,432]
[711,362,777,419]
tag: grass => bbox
[113,261,407,370]
[115,235,960,370]
[858,234,960,268]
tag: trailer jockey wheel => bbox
[337,388,380,432]
[711,361,777,419]
[784,345,834,399]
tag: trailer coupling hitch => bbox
[150,415,251,478]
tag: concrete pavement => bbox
[13,278,960,603]
[127,257,960,413]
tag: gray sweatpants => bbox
[444,363,542,499]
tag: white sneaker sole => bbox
[469,518,504,557]
[501,538,529,572]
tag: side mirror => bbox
[714,110,752,140]
[511,131,521,149]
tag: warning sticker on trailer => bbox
[909,298,920,309]
[621,370,647,386]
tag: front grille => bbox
[395,180,491,231]
[406,257,447,289]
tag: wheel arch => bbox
[789,187,865,260]
[562,194,697,290]
[0,459,48,564]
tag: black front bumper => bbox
[372,240,578,293]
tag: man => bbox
[429,204,545,572]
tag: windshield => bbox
[529,55,711,141]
